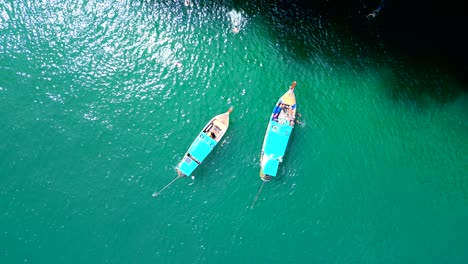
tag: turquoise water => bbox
[1,1,467,263]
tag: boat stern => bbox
[259,154,280,181]
[259,171,273,182]
[177,155,198,177]
[176,168,187,177]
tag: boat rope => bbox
[152,176,183,198]
[250,181,266,208]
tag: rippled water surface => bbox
[1,0,467,263]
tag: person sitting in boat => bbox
[289,103,296,114]
[208,130,217,139]
[289,103,297,125]
[273,102,289,120]
[272,103,283,121]
[289,115,295,126]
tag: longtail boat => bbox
[251,82,297,207]
[259,81,297,181]
[152,107,233,197]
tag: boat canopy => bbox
[262,121,293,177]
[263,121,292,158]
[187,132,217,163]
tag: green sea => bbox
[1,0,467,263]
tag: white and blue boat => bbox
[176,107,233,177]
[153,107,233,197]
[259,81,297,181]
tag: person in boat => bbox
[283,102,296,126]
[288,117,293,126]
[272,103,282,121]
[203,122,215,139]
[207,126,218,140]
[208,130,217,139]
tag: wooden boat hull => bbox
[259,82,297,181]
[177,107,232,177]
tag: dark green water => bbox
[1,1,467,263]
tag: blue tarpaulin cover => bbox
[178,132,217,176]
[262,121,293,176]
[263,121,292,157]
[188,132,217,162]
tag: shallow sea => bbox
[1,1,467,263]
